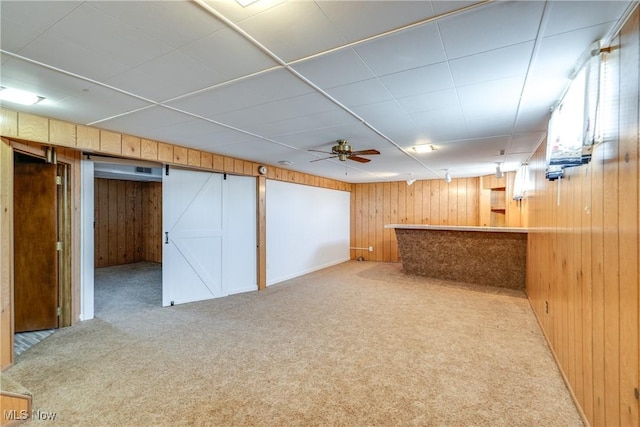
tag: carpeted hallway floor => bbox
[5,261,583,426]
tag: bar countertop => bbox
[384,224,528,233]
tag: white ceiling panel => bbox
[0,0,633,182]
[438,1,545,59]
[449,41,534,87]
[379,62,454,99]
[46,4,173,68]
[326,79,393,108]
[0,16,44,53]
[18,34,130,82]
[0,0,81,32]
[237,1,347,62]
[0,57,95,103]
[315,1,437,44]
[166,68,312,117]
[354,22,446,76]
[291,48,375,89]
[39,87,152,126]
[90,0,223,48]
[210,92,339,131]
[105,51,225,102]
[243,109,359,139]
[543,0,633,37]
[180,28,279,79]
[397,88,460,114]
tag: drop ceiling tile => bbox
[200,0,288,24]
[167,69,313,117]
[0,0,82,32]
[411,107,469,142]
[316,1,437,43]
[0,17,42,52]
[249,109,360,139]
[291,48,375,89]
[0,57,95,102]
[105,51,225,102]
[457,76,524,121]
[397,88,459,114]
[351,100,418,139]
[46,3,173,68]
[432,1,485,15]
[438,1,545,59]
[529,23,612,85]
[326,79,393,108]
[210,93,339,131]
[237,1,347,62]
[354,22,446,76]
[543,1,633,37]
[180,28,279,80]
[90,0,223,48]
[380,62,454,99]
[449,41,534,87]
[19,34,129,81]
[94,106,196,137]
[509,132,546,154]
[38,86,152,126]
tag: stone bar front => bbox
[386,225,528,290]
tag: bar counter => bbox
[386,224,528,290]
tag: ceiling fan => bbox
[309,140,380,163]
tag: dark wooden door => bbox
[14,156,59,332]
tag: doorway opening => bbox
[92,160,163,318]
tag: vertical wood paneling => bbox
[526,11,640,426]
[618,10,640,426]
[350,178,479,262]
[95,179,161,267]
[141,182,162,263]
[0,139,14,368]
[603,43,621,427]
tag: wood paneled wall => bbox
[0,139,13,369]
[350,177,479,262]
[526,9,639,427]
[94,178,161,267]
[0,108,350,193]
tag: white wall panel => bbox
[266,180,349,286]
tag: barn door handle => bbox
[165,232,169,244]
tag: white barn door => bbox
[162,168,256,306]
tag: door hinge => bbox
[57,307,62,316]
[165,232,169,244]
[56,241,63,251]
[165,165,170,176]
[55,176,62,185]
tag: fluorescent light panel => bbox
[412,144,436,154]
[0,87,44,105]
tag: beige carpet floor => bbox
[5,261,583,426]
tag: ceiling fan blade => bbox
[310,155,339,162]
[350,149,380,156]
[348,155,371,163]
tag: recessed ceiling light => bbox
[278,160,292,166]
[0,87,44,106]
[412,144,436,154]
